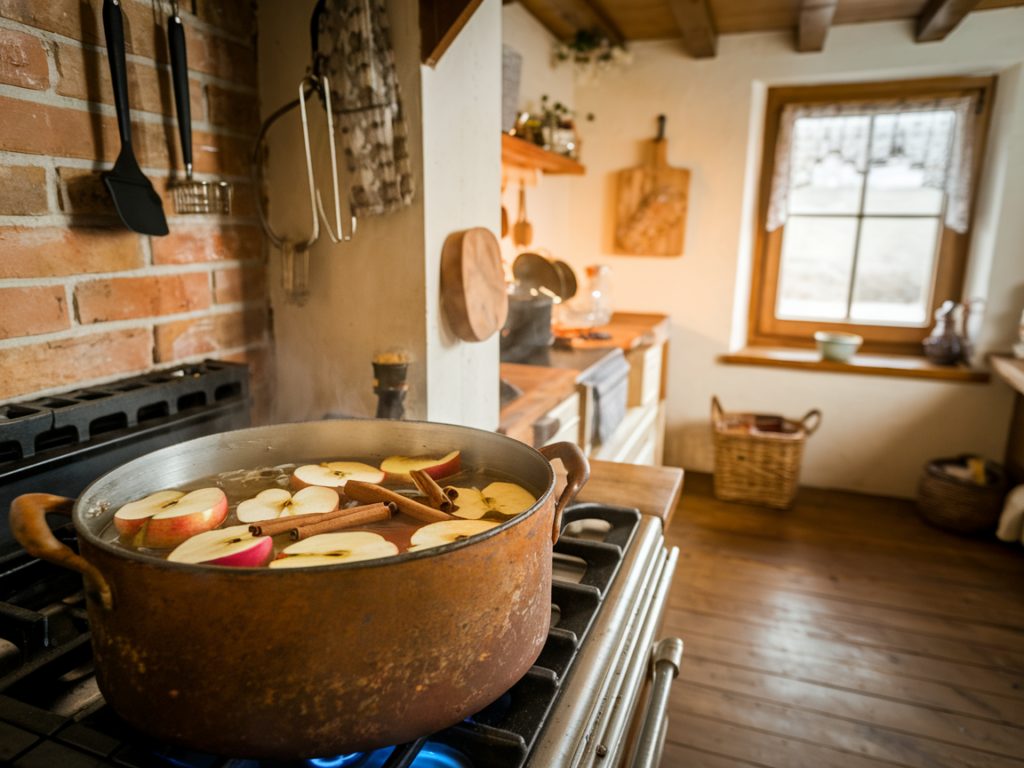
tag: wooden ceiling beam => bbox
[578,0,626,45]
[797,0,838,52]
[666,0,717,58]
[916,0,983,42]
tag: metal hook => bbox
[310,75,355,243]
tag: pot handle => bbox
[539,442,590,544]
[9,494,114,611]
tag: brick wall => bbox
[0,0,270,423]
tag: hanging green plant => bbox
[553,30,632,84]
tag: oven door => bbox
[529,515,683,768]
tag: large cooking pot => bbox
[9,419,589,760]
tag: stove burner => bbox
[309,742,472,768]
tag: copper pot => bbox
[9,420,589,759]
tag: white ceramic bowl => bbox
[814,331,863,362]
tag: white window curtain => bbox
[766,94,979,234]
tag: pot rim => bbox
[72,419,556,574]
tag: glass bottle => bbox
[557,264,613,329]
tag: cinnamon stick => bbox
[442,486,459,500]
[410,469,453,512]
[344,480,455,523]
[289,505,392,541]
[248,502,393,537]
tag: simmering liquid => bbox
[99,461,543,565]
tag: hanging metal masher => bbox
[167,1,231,214]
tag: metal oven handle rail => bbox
[630,637,684,768]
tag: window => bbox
[749,77,995,355]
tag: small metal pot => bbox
[10,420,588,759]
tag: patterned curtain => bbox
[766,94,979,234]
[317,0,415,218]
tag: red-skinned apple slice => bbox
[450,482,536,520]
[236,486,340,523]
[408,519,498,552]
[269,531,399,569]
[291,462,385,491]
[380,451,460,482]
[134,488,228,549]
[114,490,184,537]
[167,525,273,567]
[114,488,227,548]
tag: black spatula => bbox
[101,0,168,236]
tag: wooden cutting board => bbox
[440,227,508,342]
[614,117,690,256]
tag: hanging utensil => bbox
[100,0,168,236]
[167,2,230,214]
[253,73,352,305]
[512,182,533,247]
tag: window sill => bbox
[720,347,990,383]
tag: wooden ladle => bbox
[513,182,533,247]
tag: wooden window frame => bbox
[748,76,996,356]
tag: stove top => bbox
[1,366,682,768]
[0,504,643,768]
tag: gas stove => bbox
[0,366,681,768]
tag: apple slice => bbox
[167,525,273,567]
[269,531,399,569]
[236,486,340,523]
[380,451,461,482]
[291,462,385,491]
[450,482,537,520]
[408,519,498,552]
[114,490,185,537]
[141,488,228,549]
[114,488,228,548]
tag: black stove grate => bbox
[0,504,641,768]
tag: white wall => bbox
[423,0,502,428]
[561,10,1024,497]
[259,0,502,429]
[500,4,575,265]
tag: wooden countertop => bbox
[554,312,669,351]
[499,363,580,445]
[992,355,1024,395]
[555,459,684,530]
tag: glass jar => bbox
[556,264,613,329]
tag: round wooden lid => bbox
[440,227,509,342]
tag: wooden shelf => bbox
[720,346,990,382]
[501,134,585,175]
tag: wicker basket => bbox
[916,457,1009,535]
[711,396,821,509]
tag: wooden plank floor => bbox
[661,474,1024,768]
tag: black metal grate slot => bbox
[213,383,242,401]
[69,392,111,402]
[0,442,22,465]
[88,414,128,439]
[534,627,577,680]
[550,582,600,641]
[34,427,78,454]
[553,538,623,596]
[176,392,206,412]
[0,406,42,420]
[33,400,77,409]
[136,403,169,423]
[438,722,528,767]
[481,668,559,745]
[0,604,47,658]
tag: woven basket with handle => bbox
[711,396,821,510]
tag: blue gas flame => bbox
[308,742,471,768]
